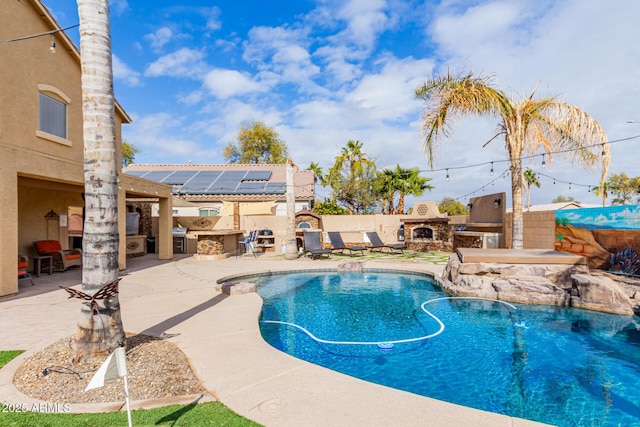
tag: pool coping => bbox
[0,255,551,427]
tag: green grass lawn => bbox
[0,351,262,427]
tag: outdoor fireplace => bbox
[412,227,434,240]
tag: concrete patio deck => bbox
[0,253,549,426]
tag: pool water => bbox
[255,271,640,427]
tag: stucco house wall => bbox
[0,0,172,296]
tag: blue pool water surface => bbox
[254,271,640,427]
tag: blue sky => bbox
[42,0,640,207]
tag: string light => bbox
[446,169,450,181]
[49,35,56,54]
[0,24,79,44]
[541,154,546,169]
[490,162,494,176]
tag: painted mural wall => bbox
[555,205,640,274]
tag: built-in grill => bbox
[172,227,188,253]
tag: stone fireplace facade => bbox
[401,218,452,252]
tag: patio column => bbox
[0,167,19,296]
[117,185,127,270]
[157,196,172,260]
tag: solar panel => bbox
[125,171,147,177]
[243,170,272,181]
[181,171,222,193]
[161,170,198,184]
[264,182,286,194]
[218,170,246,182]
[143,171,174,182]
[237,182,267,194]
[213,182,239,193]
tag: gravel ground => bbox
[14,334,205,403]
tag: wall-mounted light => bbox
[44,210,59,220]
[467,202,473,211]
[493,198,502,209]
[49,35,56,54]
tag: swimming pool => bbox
[252,270,640,427]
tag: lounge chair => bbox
[327,232,366,256]
[303,231,331,259]
[366,231,406,254]
[33,240,82,271]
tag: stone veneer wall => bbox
[196,236,224,255]
[295,214,321,229]
[452,234,483,251]
[404,221,452,252]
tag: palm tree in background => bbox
[374,168,398,214]
[393,165,434,214]
[523,169,541,210]
[329,140,376,214]
[415,71,609,249]
[593,182,611,207]
[76,0,125,362]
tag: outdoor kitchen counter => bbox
[187,229,245,259]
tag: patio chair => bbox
[18,255,34,286]
[366,232,406,254]
[327,232,366,256]
[303,231,331,259]
[237,230,258,257]
[33,240,82,271]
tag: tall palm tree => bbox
[329,140,376,214]
[415,71,609,249]
[76,0,125,362]
[307,162,324,185]
[523,169,541,210]
[392,165,434,214]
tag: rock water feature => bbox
[437,253,637,316]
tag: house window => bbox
[39,92,67,139]
[199,208,219,217]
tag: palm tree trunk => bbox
[510,157,525,249]
[398,193,405,215]
[75,0,125,363]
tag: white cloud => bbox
[346,55,434,121]
[204,6,222,31]
[110,0,129,15]
[112,54,142,87]
[144,27,173,51]
[145,48,206,78]
[334,0,391,49]
[203,68,264,99]
[124,113,200,159]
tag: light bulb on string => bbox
[541,154,546,168]
[601,143,606,156]
[49,35,56,54]
[446,169,450,182]
[569,182,572,190]
[490,162,494,176]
